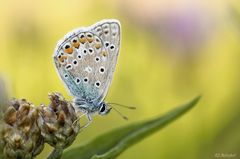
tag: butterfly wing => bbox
[53,19,121,103]
[91,20,121,103]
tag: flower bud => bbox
[1,99,44,159]
[38,92,80,149]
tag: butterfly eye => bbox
[79,33,86,44]
[100,105,105,112]
[63,43,73,54]
[71,37,80,48]
[86,33,93,43]
[99,103,106,113]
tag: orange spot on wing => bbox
[64,48,73,54]
[95,43,101,49]
[87,37,93,43]
[73,42,80,48]
[58,55,67,63]
[101,51,107,57]
[79,38,86,44]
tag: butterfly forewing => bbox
[53,19,121,103]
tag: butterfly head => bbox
[98,102,111,115]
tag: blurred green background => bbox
[0,0,240,158]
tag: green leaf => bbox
[62,96,201,159]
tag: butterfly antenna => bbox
[107,103,136,110]
[108,105,129,120]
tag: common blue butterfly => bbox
[53,19,121,123]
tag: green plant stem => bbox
[47,148,63,159]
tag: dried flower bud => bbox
[38,92,80,149]
[1,99,44,159]
[0,124,5,158]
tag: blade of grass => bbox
[62,96,201,159]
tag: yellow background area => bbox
[0,0,240,158]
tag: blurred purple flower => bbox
[118,1,216,57]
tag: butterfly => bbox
[53,19,121,123]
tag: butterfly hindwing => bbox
[91,20,121,102]
[53,19,121,103]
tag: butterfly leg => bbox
[87,114,92,121]
[72,113,86,126]
[77,114,92,133]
